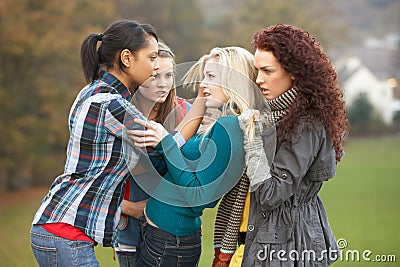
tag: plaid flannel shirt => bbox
[32,71,147,246]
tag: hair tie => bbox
[97,33,103,41]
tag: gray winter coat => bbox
[242,124,339,266]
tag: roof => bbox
[344,46,398,79]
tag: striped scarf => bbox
[212,87,297,266]
[212,174,249,266]
[265,87,298,124]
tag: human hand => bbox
[127,119,168,148]
[121,199,148,219]
[238,110,274,191]
[238,109,262,140]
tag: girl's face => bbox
[200,58,228,108]
[130,36,159,87]
[137,57,174,103]
[254,49,293,100]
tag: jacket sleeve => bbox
[254,126,335,211]
[153,116,245,206]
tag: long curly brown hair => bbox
[253,24,349,162]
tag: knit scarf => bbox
[212,87,297,267]
[212,173,249,267]
[264,87,298,124]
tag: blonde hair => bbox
[183,46,259,139]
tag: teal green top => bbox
[145,116,245,236]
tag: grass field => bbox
[0,135,399,266]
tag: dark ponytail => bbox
[80,34,103,83]
[80,20,158,83]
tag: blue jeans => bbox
[136,216,201,266]
[30,225,99,267]
[116,251,137,267]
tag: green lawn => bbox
[318,136,400,266]
[1,136,399,266]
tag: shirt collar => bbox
[98,70,132,101]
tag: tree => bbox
[0,0,116,189]
[115,0,206,62]
[206,0,350,52]
[347,93,374,126]
[347,93,389,135]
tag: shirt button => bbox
[282,173,288,179]
[248,225,254,232]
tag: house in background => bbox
[334,42,400,125]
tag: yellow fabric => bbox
[229,244,245,267]
[239,191,250,232]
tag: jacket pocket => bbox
[256,225,292,244]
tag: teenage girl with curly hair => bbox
[237,24,349,266]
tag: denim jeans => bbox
[30,225,99,267]
[136,216,201,267]
[116,251,137,267]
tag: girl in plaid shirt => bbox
[30,20,205,267]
